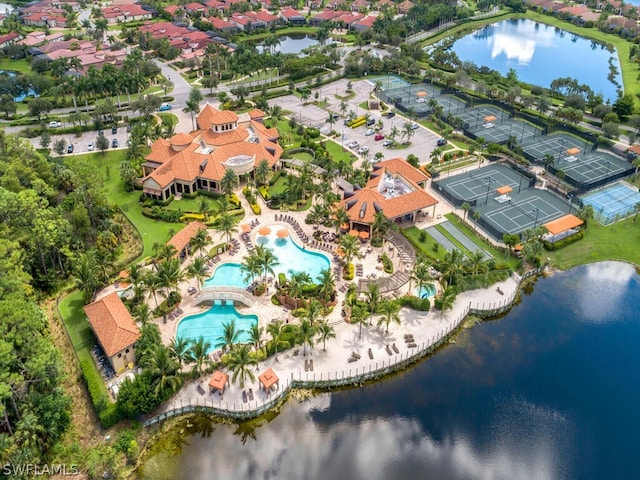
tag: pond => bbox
[0,70,39,103]
[258,34,328,54]
[448,19,622,102]
[138,262,640,480]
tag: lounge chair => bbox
[348,356,357,363]
[242,390,248,403]
[386,345,393,355]
[392,343,399,354]
[368,348,374,359]
[304,359,309,372]
[248,388,254,401]
[352,352,361,360]
[309,360,313,371]
[408,343,417,348]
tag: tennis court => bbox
[434,164,529,205]
[374,75,411,91]
[455,105,506,128]
[581,183,640,224]
[434,94,466,113]
[475,189,570,237]
[469,118,543,144]
[522,133,585,162]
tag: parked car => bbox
[366,117,375,126]
[126,124,132,133]
[374,123,383,131]
[375,134,385,141]
[382,139,393,147]
[158,104,172,111]
[383,111,395,118]
[437,138,447,146]
[365,128,375,136]
[49,121,62,128]
[410,122,419,130]
[111,125,117,134]
[112,139,119,148]
[87,142,94,151]
[347,140,359,149]
[67,144,74,153]
[358,146,369,155]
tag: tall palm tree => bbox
[267,319,288,362]
[143,271,162,308]
[169,336,192,367]
[378,300,401,334]
[333,206,350,234]
[366,284,381,326]
[135,303,151,325]
[156,258,183,302]
[316,320,336,352]
[371,211,389,246]
[248,324,264,356]
[220,167,239,196]
[73,251,100,303]
[351,305,368,340]
[227,344,258,388]
[254,158,271,186]
[297,319,316,356]
[465,251,486,276]
[216,320,243,353]
[438,287,457,317]
[339,234,361,265]
[401,122,415,144]
[191,227,210,257]
[439,249,465,287]
[217,211,238,246]
[146,346,182,396]
[187,336,212,375]
[316,268,335,304]
[305,299,322,327]
[240,252,262,286]
[287,271,311,309]
[187,257,209,290]
[254,244,279,283]
[410,258,432,295]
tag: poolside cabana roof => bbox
[167,221,208,260]
[349,229,359,237]
[496,186,512,195]
[566,147,581,155]
[258,367,279,391]
[543,214,584,235]
[484,115,496,122]
[359,230,370,239]
[208,370,229,394]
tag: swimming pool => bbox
[581,183,640,225]
[417,283,437,299]
[176,302,257,353]
[205,228,331,288]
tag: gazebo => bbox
[258,367,279,393]
[208,370,229,395]
[495,185,512,203]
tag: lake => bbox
[258,34,328,54]
[139,261,640,480]
[449,19,623,102]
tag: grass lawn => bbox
[0,58,32,74]
[75,150,183,261]
[269,176,288,196]
[404,226,448,262]
[324,139,357,166]
[291,151,314,161]
[548,217,640,269]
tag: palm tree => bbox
[339,234,361,266]
[146,346,182,396]
[388,125,399,143]
[305,299,323,326]
[156,258,183,303]
[215,320,243,356]
[220,167,239,196]
[465,251,486,276]
[143,271,162,308]
[254,158,271,186]
[186,336,212,375]
[438,287,457,317]
[366,284,381,326]
[401,122,415,144]
[461,202,471,221]
[287,270,311,309]
[267,319,288,362]
[297,319,316,356]
[378,300,401,334]
[410,258,432,295]
[73,251,99,303]
[227,344,258,388]
[187,257,209,290]
[169,336,192,367]
[255,244,279,283]
[439,249,465,287]
[248,324,264,356]
[371,211,389,246]
[333,206,349,234]
[183,87,203,131]
[316,320,336,352]
[191,228,211,258]
[240,252,262,286]
[316,268,335,304]
[217,211,238,246]
[135,303,151,325]
[351,304,368,340]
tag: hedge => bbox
[398,295,431,311]
[258,185,270,200]
[543,229,585,250]
[343,262,354,280]
[228,193,240,207]
[80,360,122,428]
[180,213,205,222]
[250,203,261,214]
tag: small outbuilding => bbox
[258,367,279,393]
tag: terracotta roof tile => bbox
[167,221,208,252]
[543,214,583,235]
[83,292,140,357]
[170,132,194,146]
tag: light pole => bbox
[567,194,574,214]
[484,176,494,205]
[557,139,565,163]
[532,207,540,229]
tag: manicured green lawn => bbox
[291,152,314,162]
[58,290,93,349]
[269,176,288,196]
[0,58,32,74]
[548,217,640,269]
[324,139,357,166]
[404,226,447,262]
[75,151,183,261]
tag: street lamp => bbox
[484,176,494,205]
[532,207,540,229]
[557,139,565,163]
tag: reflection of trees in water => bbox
[148,415,217,457]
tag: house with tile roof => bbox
[101,4,153,24]
[83,292,141,371]
[142,105,282,201]
[335,158,438,235]
[167,221,209,261]
[352,14,377,31]
[397,0,414,14]
[280,7,306,25]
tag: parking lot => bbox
[28,126,132,155]
[271,78,444,165]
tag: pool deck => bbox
[146,200,522,421]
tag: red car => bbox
[374,134,385,141]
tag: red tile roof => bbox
[83,292,140,357]
[167,221,208,253]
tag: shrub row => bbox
[142,206,183,223]
[543,229,585,250]
[80,360,122,428]
[398,295,431,311]
[343,262,354,280]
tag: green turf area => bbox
[403,226,448,262]
[0,58,32,74]
[75,150,183,261]
[324,139,357,166]
[269,176,288,196]
[548,217,640,269]
[291,151,313,161]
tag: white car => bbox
[347,140,359,149]
[87,142,94,151]
[49,121,62,128]
[382,139,394,147]
[410,122,419,130]
[358,146,369,155]
[365,128,375,136]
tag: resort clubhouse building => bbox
[142,105,282,200]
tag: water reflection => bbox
[487,21,557,65]
[576,262,636,323]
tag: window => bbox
[118,353,122,358]
[125,348,130,353]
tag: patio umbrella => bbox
[277,229,289,238]
[259,226,271,236]
[349,229,359,237]
[340,223,349,231]
[241,223,251,233]
[359,231,370,239]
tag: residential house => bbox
[0,32,20,48]
[351,0,371,12]
[101,4,153,24]
[206,16,239,33]
[352,14,377,32]
[280,7,306,25]
[397,0,414,14]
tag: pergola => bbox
[208,370,229,395]
[258,367,279,393]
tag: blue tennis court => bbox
[373,75,411,91]
[581,183,640,224]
